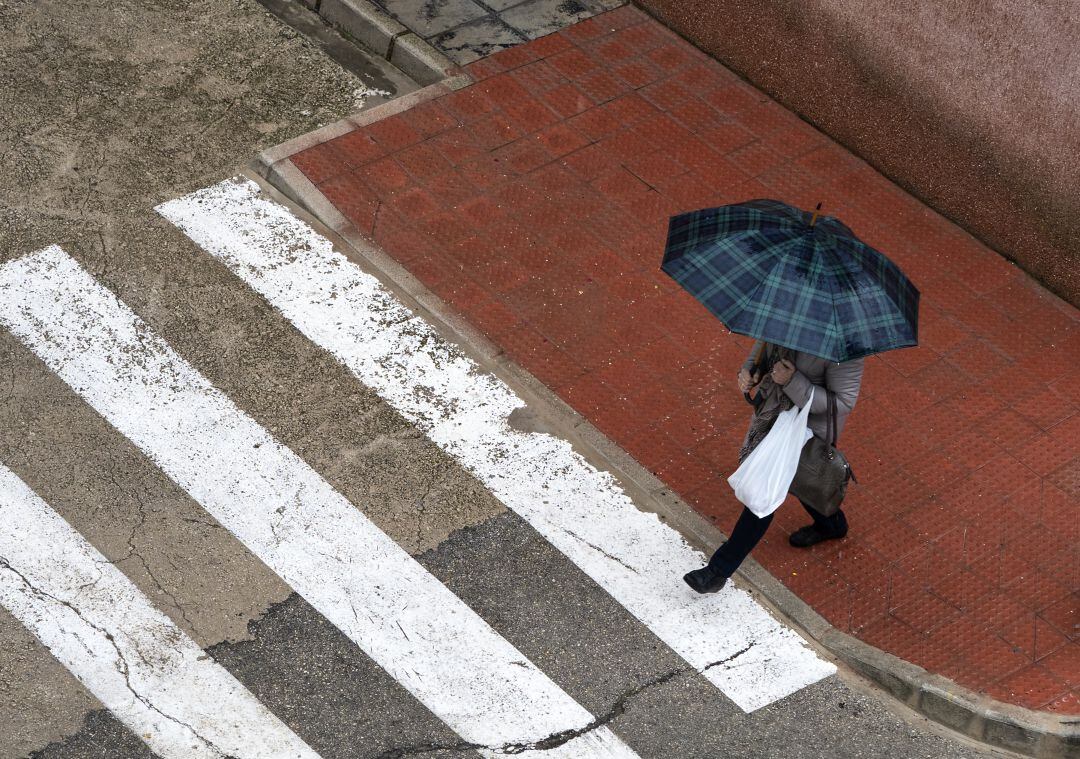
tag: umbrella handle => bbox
[744,342,768,406]
[744,390,765,407]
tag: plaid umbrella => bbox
[661,199,919,363]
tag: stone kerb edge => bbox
[250,123,1080,759]
[316,0,458,85]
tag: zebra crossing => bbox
[0,178,835,758]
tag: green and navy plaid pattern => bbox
[662,199,919,363]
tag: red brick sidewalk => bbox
[289,5,1079,712]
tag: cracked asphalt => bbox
[0,0,1015,757]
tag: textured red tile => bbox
[654,447,718,493]
[610,56,663,88]
[858,516,923,558]
[465,55,507,81]
[734,101,801,136]
[488,42,539,71]
[291,144,351,185]
[560,14,609,43]
[918,275,981,317]
[1044,690,1080,713]
[497,137,556,175]
[466,297,521,340]
[1039,594,1079,641]
[441,87,498,123]
[466,112,519,151]
[511,59,568,97]
[955,257,1022,296]
[1046,456,1080,499]
[621,423,692,473]
[1034,616,1071,661]
[1039,641,1080,685]
[782,559,850,600]
[395,141,454,182]
[938,429,1005,472]
[930,568,998,615]
[401,100,460,138]
[603,3,649,28]
[1040,484,1080,544]
[428,129,485,167]
[976,407,1044,453]
[889,585,961,635]
[542,82,594,120]
[859,613,929,654]
[968,454,1040,502]
[527,30,573,58]
[591,36,636,65]
[425,170,476,210]
[987,664,1069,710]
[847,576,892,631]
[645,42,698,73]
[1004,571,1072,614]
[477,72,532,104]
[600,92,659,128]
[1016,383,1080,430]
[528,123,587,159]
[951,625,1033,682]
[385,185,441,219]
[502,96,562,135]
[547,47,600,78]
[355,156,412,199]
[917,306,969,355]
[318,172,380,232]
[364,117,422,152]
[665,96,725,135]
[458,153,516,190]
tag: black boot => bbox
[683,566,728,594]
[789,522,847,548]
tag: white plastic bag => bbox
[727,388,815,518]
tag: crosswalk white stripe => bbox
[159,178,837,712]
[0,463,321,759]
[0,246,638,758]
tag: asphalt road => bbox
[0,1,1014,757]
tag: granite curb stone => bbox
[315,0,458,84]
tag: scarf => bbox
[737,344,796,463]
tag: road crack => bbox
[368,644,757,757]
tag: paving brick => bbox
[988,664,1070,710]
[364,116,423,152]
[291,144,351,185]
[611,56,664,88]
[318,171,381,232]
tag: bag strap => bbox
[827,389,838,447]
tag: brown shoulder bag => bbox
[788,390,856,517]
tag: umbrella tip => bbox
[809,202,822,227]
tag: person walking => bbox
[682,341,865,594]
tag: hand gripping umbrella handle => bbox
[743,342,768,407]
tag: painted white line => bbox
[159,178,837,712]
[0,464,320,759]
[0,247,637,759]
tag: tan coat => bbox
[742,341,865,443]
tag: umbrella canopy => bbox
[661,199,919,363]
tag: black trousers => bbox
[706,501,848,579]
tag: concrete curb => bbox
[314,0,458,85]
[255,78,470,171]
[249,97,1079,759]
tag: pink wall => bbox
[636,0,1080,305]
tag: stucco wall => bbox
[636,0,1080,305]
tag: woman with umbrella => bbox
[660,200,919,595]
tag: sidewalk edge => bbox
[249,139,1080,759]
